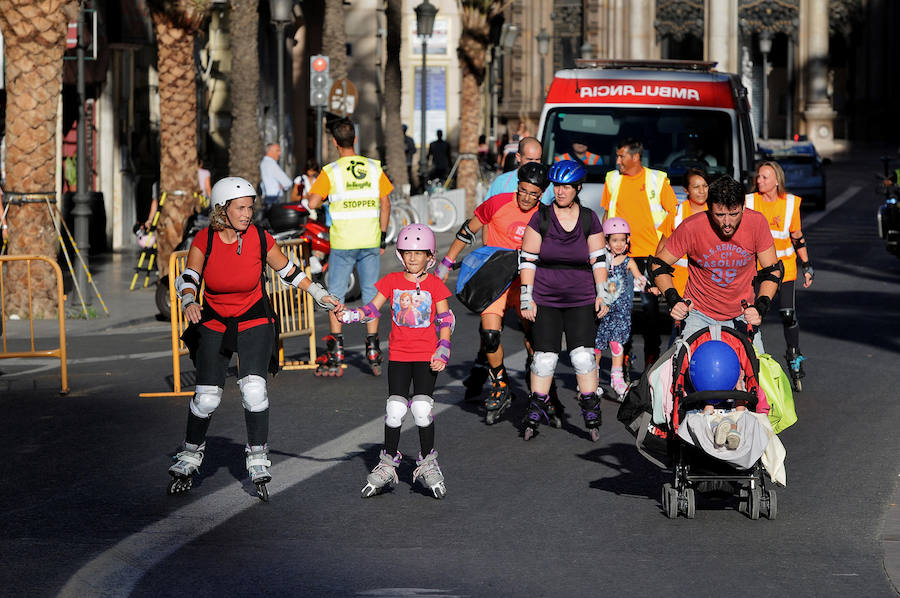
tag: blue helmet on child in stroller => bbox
[689,340,741,392]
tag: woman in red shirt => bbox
[168,176,341,501]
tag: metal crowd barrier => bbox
[0,255,69,394]
[139,238,319,398]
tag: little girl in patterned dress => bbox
[595,217,646,401]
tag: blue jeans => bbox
[327,247,381,304]
[680,308,765,353]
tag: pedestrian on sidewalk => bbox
[259,143,292,207]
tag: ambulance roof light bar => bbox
[574,58,718,72]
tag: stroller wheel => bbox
[766,489,778,520]
[684,487,696,519]
[747,486,761,520]
[662,483,679,519]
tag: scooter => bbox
[264,201,361,301]
[876,156,900,259]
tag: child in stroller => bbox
[618,323,786,520]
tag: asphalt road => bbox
[2,149,900,597]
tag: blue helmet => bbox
[548,159,586,185]
[689,340,741,392]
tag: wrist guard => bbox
[753,296,771,318]
[434,256,454,279]
[306,281,335,310]
[664,287,683,311]
[596,283,611,306]
[432,339,451,364]
[520,284,534,311]
[380,230,387,250]
[798,259,815,280]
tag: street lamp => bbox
[536,28,550,98]
[72,5,92,305]
[415,0,438,186]
[270,0,292,169]
[758,30,773,140]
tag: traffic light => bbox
[310,55,331,107]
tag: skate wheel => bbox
[255,482,269,502]
[589,428,601,442]
[432,484,446,500]
[485,411,498,425]
[361,483,379,498]
[523,427,536,441]
[791,378,802,392]
[371,365,382,376]
[167,476,192,495]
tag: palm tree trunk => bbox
[457,10,491,214]
[321,0,348,163]
[0,0,75,318]
[152,12,202,278]
[382,0,408,190]
[228,0,262,182]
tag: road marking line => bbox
[803,185,861,228]
[58,349,527,597]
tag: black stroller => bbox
[618,324,780,520]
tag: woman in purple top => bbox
[518,160,610,442]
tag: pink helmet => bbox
[395,224,436,269]
[602,217,631,236]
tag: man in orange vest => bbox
[554,136,603,166]
[601,138,678,371]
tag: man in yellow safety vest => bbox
[601,138,678,373]
[308,118,393,377]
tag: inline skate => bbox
[577,391,603,442]
[413,450,446,499]
[365,333,383,376]
[522,392,551,441]
[785,347,805,392]
[484,367,512,425]
[315,334,345,377]
[245,444,272,501]
[361,450,402,498]
[167,441,205,495]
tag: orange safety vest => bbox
[745,192,800,281]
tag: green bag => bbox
[756,351,797,433]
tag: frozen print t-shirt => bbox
[375,271,451,362]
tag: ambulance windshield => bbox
[542,107,734,182]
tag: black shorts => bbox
[531,303,597,353]
[388,361,438,398]
[196,324,274,386]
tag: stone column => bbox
[704,0,739,73]
[803,0,836,152]
[628,0,653,59]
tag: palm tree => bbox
[320,0,348,164]
[148,0,210,277]
[457,0,498,213]
[0,0,77,318]
[228,0,263,182]
[382,0,409,189]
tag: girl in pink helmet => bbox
[339,224,453,500]
[595,217,647,400]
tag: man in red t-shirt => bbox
[649,176,781,351]
[433,162,549,421]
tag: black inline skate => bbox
[315,334,345,377]
[522,392,551,441]
[785,347,805,392]
[167,441,205,495]
[578,391,603,442]
[365,333,383,376]
[463,350,490,402]
[484,367,512,425]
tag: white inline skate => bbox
[413,450,446,499]
[245,444,272,501]
[167,441,205,495]
[361,450,402,498]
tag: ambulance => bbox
[538,59,757,214]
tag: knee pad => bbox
[780,308,798,328]
[190,385,223,418]
[531,351,559,377]
[384,395,408,428]
[238,375,269,413]
[409,395,434,427]
[609,341,623,357]
[569,346,597,375]
[480,328,502,354]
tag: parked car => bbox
[757,139,830,210]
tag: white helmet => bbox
[210,176,256,208]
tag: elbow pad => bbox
[519,250,538,272]
[755,260,785,287]
[277,259,307,288]
[648,255,675,285]
[435,309,455,333]
[455,221,476,245]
